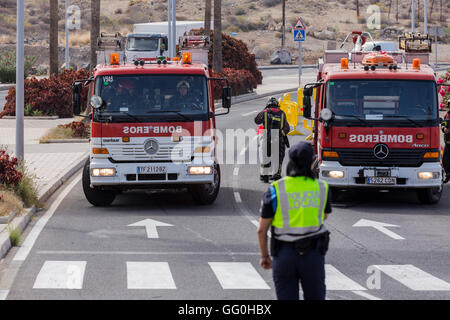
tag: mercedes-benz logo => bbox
[373,143,389,160]
[144,139,159,155]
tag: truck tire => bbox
[330,187,342,203]
[82,158,116,207]
[416,186,442,205]
[189,164,221,205]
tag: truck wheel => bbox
[416,186,442,205]
[189,164,221,205]
[82,158,116,207]
[330,187,343,203]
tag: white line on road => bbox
[127,262,176,289]
[241,110,258,117]
[234,192,242,203]
[233,167,239,176]
[0,290,9,300]
[325,265,367,291]
[373,265,450,291]
[37,250,261,256]
[33,261,86,289]
[209,262,270,289]
[351,290,382,300]
[240,146,248,156]
[14,174,82,262]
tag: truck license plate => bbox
[137,166,167,174]
[367,177,396,185]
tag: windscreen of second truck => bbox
[95,75,208,121]
[326,80,437,124]
[126,37,159,51]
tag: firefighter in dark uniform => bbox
[257,142,332,300]
[255,97,290,182]
[442,106,450,183]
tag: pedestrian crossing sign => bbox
[294,29,306,42]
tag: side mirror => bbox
[72,83,83,116]
[303,87,313,119]
[222,86,232,109]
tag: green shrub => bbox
[0,49,36,83]
[15,165,39,208]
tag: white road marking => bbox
[241,110,258,116]
[127,262,176,289]
[33,261,86,289]
[233,167,239,176]
[373,265,450,291]
[353,219,404,240]
[127,218,173,239]
[0,290,9,300]
[38,250,261,256]
[240,146,248,156]
[233,192,242,203]
[14,174,82,262]
[325,265,367,291]
[351,290,382,300]
[209,262,270,289]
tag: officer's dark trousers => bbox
[444,144,450,175]
[272,244,326,300]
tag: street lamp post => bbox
[411,0,415,33]
[65,0,70,69]
[16,0,24,161]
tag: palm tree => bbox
[49,0,58,75]
[356,0,360,17]
[213,0,222,72]
[90,0,101,71]
[204,0,212,37]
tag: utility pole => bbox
[90,0,100,71]
[424,0,428,34]
[65,0,69,69]
[49,0,58,75]
[411,0,415,33]
[172,0,176,59]
[281,0,285,48]
[168,0,172,58]
[213,0,222,72]
[16,0,24,161]
[204,0,211,37]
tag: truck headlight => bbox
[418,172,440,180]
[188,166,213,175]
[322,170,344,179]
[91,168,116,177]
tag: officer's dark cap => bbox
[289,142,314,167]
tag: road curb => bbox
[40,139,89,144]
[2,116,60,120]
[0,84,14,92]
[258,64,316,70]
[0,153,88,260]
[0,206,36,260]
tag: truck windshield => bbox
[95,75,208,122]
[126,37,159,51]
[326,80,437,125]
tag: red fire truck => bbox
[303,32,444,204]
[72,38,231,206]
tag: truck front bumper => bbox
[89,158,215,187]
[319,161,443,188]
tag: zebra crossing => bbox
[30,260,450,295]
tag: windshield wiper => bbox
[146,110,193,121]
[98,111,143,123]
[334,114,372,126]
[383,115,422,127]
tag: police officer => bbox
[255,97,290,182]
[257,142,332,300]
[442,105,450,183]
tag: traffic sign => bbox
[294,29,306,42]
[293,17,307,30]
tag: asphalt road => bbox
[1,92,450,300]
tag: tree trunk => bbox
[440,0,443,22]
[49,0,58,75]
[430,0,435,22]
[204,0,212,37]
[396,0,399,22]
[388,0,392,20]
[213,0,222,73]
[90,0,101,71]
[356,0,360,17]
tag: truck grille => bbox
[108,143,193,162]
[336,148,427,167]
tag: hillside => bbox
[0,0,449,69]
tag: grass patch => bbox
[16,165,40,208]
[40,127,76,143]
[8,226,22,246]
[0,189,23,217]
